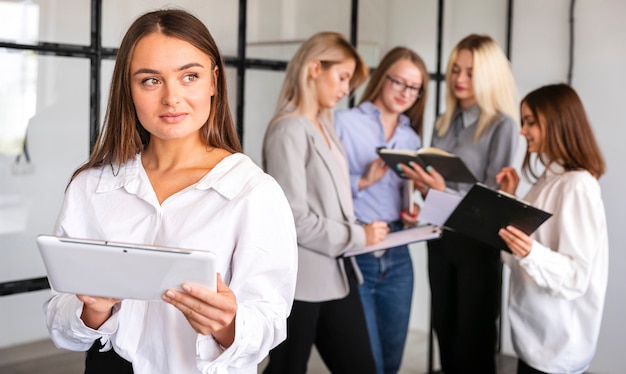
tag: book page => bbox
[416,147,452,156]
[418,189,463,226]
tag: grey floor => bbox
[0,330,517,373]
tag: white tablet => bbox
[36,235,217,301]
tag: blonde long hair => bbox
[271,32,368,125]
[436,34,518,141]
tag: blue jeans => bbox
[356,222,414,374]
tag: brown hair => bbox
[70,9,240,182]
[521,83,605,180]
[359,46,429,137]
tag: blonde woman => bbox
[262,32,389,374]
[335,46,429,374]
[401,34,519,373]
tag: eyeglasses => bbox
[385,75,422,98]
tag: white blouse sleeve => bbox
[517,181,606,300]
[195,176,298,372]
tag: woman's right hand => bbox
[358,158,389,190]
[364,221,390,245]
[496,166,519,195]
[78,295,121,329]
[398,162,446,193]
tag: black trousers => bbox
[263,258,376,374]
[428,231,502,374]
[85,339,133,374]
[517,359,548,374]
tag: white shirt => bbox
[44,153,298,374]
[502,164,608,373]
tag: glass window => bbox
[0,55,90,281]
[0,0,91,46]
[358,0,439,69]
[443,0,510,62]
[247,0,351,60]
[102,0,239,55]
[242,70,285,166]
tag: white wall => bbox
[1,0,625,371]
[509,2,626,372]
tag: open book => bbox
[418,183,552,252]
[377,147,478,183]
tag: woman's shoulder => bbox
[561,169,600,187]
[492,112,518,128]
[548,167,601,197]
[265,114,312,143]
[270,114,309,130]
[221,154,288,198]
[68,156,139,192]
[68,164,106,186]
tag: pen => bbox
[408,179,415,216]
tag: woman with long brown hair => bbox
[497,83,608,374]
[44,9,297,373]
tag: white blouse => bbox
[44,153,298,374]
[502,164,608,373]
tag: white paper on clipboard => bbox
[344,224,442,257]
[418,189,463,227]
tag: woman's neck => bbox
[372,99,401,141]
[458,97,477,110]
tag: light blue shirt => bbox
[335,101,422,223]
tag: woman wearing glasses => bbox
[334,47,429,374]
[400,34,519,373]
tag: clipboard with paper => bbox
[343,224,442,257]
[418,183,552,252]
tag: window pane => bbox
[102,1,239,56]
[359,0,439,70]
[242,70,285,166]
[0,0,91,46]
[0,55,90,281]
[442,0,510,64]
[247,0,351,60]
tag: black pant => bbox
[428,231,502,374]
[263,258,376,374]
[517,359,548,374]
[85,339,133,374]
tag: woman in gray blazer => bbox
[262,32,389,374]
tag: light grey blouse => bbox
[432,104,519,195]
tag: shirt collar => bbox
[544,161,566,178]
[96,152,248,201]
[359,101,411,129]
[455,104,481,128]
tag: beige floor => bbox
[0,329,516,373]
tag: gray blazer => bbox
[263,114,366,302]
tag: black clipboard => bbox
[443,183,552,251]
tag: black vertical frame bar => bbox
[506,0,514,59]
[433,0,445,120]
[235,0,247,143]
[429,3,444,371]
[89,0,102,151]
[349,0,359,108]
